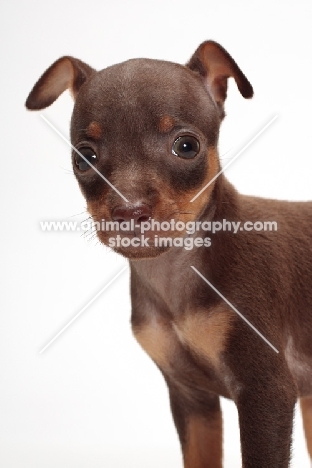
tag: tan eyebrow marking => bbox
[86,121,102,139]
[158,115,176,133]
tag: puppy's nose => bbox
[112,203,152,224]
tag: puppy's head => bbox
[26,41,253,259]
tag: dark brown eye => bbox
[172,136,200,159]
[74,148,97,171]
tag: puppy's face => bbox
[71,60,220,258]
[25,41,253,258]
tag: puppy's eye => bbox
[172,136,200,159]
[74,148,97,171]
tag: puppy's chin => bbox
[112,245,171,259]
[96,232,171,259]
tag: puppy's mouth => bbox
[96,230,175,259]
[88,205,203,259]
[86,196,202,258]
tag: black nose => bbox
[111,203,152,224]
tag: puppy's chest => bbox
[132,303,233,395]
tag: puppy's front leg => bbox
[236,370,297,468]
[168,384,223,468]
[300,396,312,460]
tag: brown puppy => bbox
[26,41,312,467]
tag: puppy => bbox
[26,41,312,467]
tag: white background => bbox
[1,0,312,467]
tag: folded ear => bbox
[187,41,253,117]
[25,56,95,110]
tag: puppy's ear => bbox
[25,56,95,110]
[187,41,253,116]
